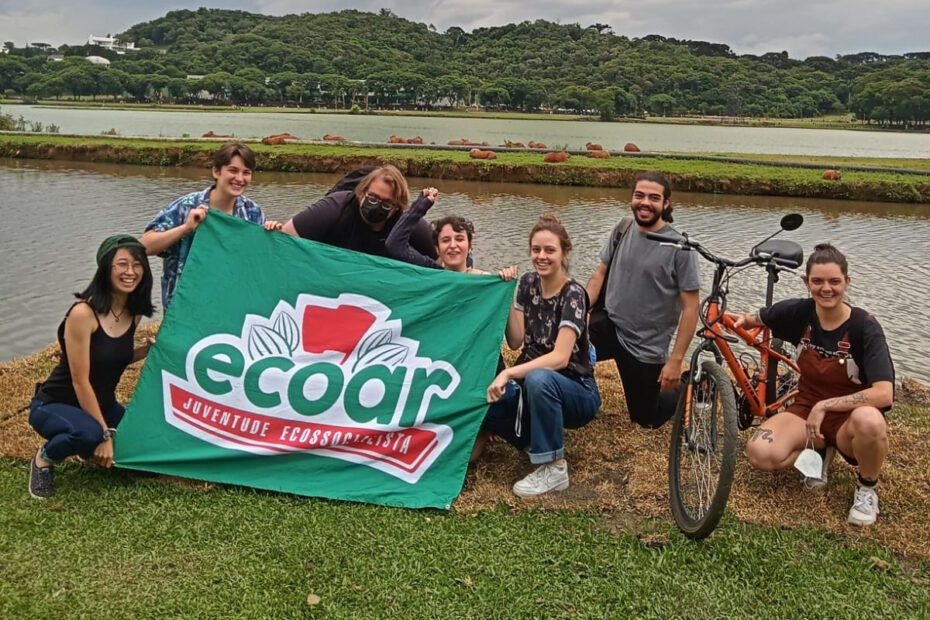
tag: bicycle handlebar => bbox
[645,232,682,244]
[646,231,796,273]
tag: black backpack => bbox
[326,166,377,195]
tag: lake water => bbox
[9,104,930,159]
[1,158,927,381]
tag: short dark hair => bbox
[806,243,848,277]
[76,244,155,318]
[633,171,674,223]
[432,215,475,245]
[214,141,256,171]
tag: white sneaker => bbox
[513,462,569,497]
[847,486,880,526]
[804,446,836,489]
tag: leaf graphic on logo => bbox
[357,329,392,356]
[352,329,408,371]
[272,312,300,354]
[248,324,290,359]
[354,343,410,371]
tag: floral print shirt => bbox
[514,272,594,377]
[144,186,265,311]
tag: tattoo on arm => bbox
[750,427,774,443]
[822,390,869,411]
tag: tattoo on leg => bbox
[751,427,774,443]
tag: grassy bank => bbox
[2,133,929,203]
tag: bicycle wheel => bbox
[668,360,738,539]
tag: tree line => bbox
[1,8,928,126]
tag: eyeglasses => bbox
[363,193,393,212]
[113,260,144,272]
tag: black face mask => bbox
[359,194,392,224]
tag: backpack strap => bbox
[600,215,634,293]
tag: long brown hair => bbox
[355,165,410,211]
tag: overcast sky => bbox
[1,0,927,59]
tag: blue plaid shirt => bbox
[145,186,265,311]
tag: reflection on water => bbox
[11,104,930,158]
[1,158,928,381]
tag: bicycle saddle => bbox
[750,239,803,268]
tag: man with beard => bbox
[585,172,700,428]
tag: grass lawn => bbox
[1,459,927,618]
[3,340,930,618]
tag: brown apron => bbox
[787,325,861,462]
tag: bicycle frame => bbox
[688,261,800,424]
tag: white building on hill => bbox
[87,35,136,54]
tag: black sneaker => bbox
[29,458,55,499]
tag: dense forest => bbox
[1,8,928,125]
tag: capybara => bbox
[588,150,610,159]
[448,138,468,146]
[623,142,641,152]
[528,141,547,149]
[585,142,604,151]
[469,148,497,160]
[323,134,345,141]
[262,132,297,145]
[822,169,842,180]
[408,136,423,144]
[543,151,570,163]
[389,135,407,143]
[202,131,231,138]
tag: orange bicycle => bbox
[647,214,805,539]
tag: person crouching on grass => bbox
[28,235,156,499]
[483,215,601,497]
[733,243,894,526]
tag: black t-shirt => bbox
[291,190,437,259]
[514,273,593,378]
[759,298,894,387]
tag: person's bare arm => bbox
[585,262,608,307]
[503,302,524,351]
[488,327,577,402]
[658,290,700,391]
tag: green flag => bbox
[115,212,515,508]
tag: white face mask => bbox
[794,448,824,479]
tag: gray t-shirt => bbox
[599,221,700,364]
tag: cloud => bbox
[1,0,927,58]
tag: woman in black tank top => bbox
[28,235,156,499]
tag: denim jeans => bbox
[482,369,601,464]
[28,397,125,463]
